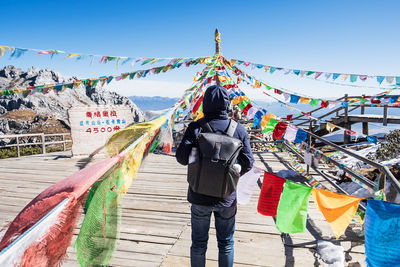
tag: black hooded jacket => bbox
[176,85,254,207]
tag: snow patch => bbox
[316,240,345,267]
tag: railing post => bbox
[343,94,351,144]
[62,134,66,151]
[361,94,369,135]
[41,133,46,154]
[16,136,20,157]
[383,105,388,126]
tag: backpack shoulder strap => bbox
[198,118,213,133]
[225,119,238,137]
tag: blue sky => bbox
[1,0,400,99]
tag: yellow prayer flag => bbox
[312,189,363,239]
[230,59,237,66]
[0,46,13,57]
[66,53,79,58]
[194,111,204,121]
[300,97,311,104]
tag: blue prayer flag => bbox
[364,199,400,266]
[377,76,385,84]
[294,129,307,144]
[366,136,378,144]
[252,111,263,128]
[290,95,300,104]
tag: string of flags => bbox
[230,58,400,85]
[222,57,400,109]
[206,60,380,145]
[0,45,207,69]
[210,58,380,143]
[262,90,379,144]
[0,56,212,98]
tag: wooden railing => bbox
[0,133,72,157]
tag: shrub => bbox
[368,129,400,161]
[0,145,64,159]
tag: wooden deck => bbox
[0,151,366,266]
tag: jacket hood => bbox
[203,85,230,119]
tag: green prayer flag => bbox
[276,180,312,233]
[238,99,250,110]
[309,98,319,107]
[262,118,278,133]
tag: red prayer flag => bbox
[286,114,293,121]
[242,103,253,115]
[192,95,203,114]
[257,172,286,216]
[272,122,288,140]
[321,100,329,108]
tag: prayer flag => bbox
[246,106,257,120]
[284,125,297,143]
[309,99,319,107]
[359,75,367,81]
[272,122,288,139]
[349,74,357,83]
[364,199,400,266]
[312,189,363,238]
[262,118,278,134]
[192,96,203,114]
[242,103,253,115]
[252,111,263,127]
[257,172,286,216]
[237,167,263,205]
[321,100,329,108]
[290,95,300,104]
[294,129,307,144]
[276,181,312,233]
[284,93,290,102]
[300,97,310,104]
[377,76,385,84]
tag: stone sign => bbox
[68,105,133,157]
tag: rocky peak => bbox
[0,65,145,135]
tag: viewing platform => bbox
[0,151,366,266]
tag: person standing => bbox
[176,85,254,267]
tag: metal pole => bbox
[343,94,350,144]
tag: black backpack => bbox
[187,118,243,198]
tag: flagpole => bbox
[215,28,221,86]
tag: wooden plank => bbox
[0,151,366,267]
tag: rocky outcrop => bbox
[0,65,144,135]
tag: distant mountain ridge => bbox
[129,96,179,112]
